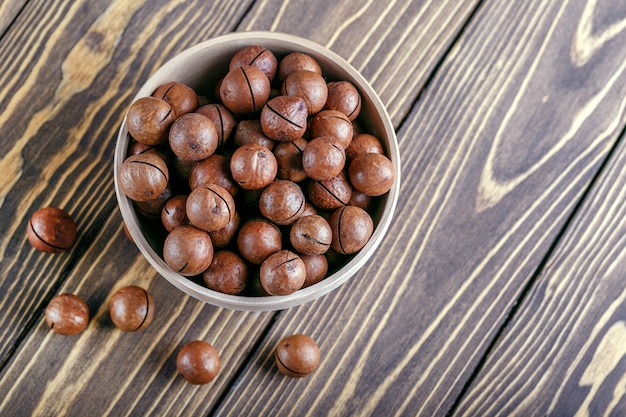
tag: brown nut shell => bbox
[329,206,374,255]
[109,285,154,332]
[260,250,306,296]
[281,70,328,115]
[290,215,332,255]
[186,184,235,232]
[208,211,240,249]
[259,180,306,226]
[307,172,352,210]
[273,137,307,183]
[126,96,175,145]
[275,334,320,377]
[45,294,89,335]
[230,143,277,190]
[163,225,214,276]
[301,254,328,288]
[234,120,275,150]
[348,153,395,196]
[260,96,308,142]
[177,340,220,385]
[189,154,239,197]
[345,133,384,161]
[27,207,77,253]
[118,153,169,202]
[161,195,189,232]
[135,183,173,220]
[302,136,346,181]
[152,82,198,118]
[310,110,353,149]
[196,104,236,148]
[169,113,218,161]
[203,250,248,295]
[278,52,322,81]
[229,46,278,82]
[237,219,282,265]
[325,81,361,121]
[220,65,270,114]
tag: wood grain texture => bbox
[0,0,27,36]
[0,0,480,415]
[0,0,254,367]
[456,150,626,415]
[239,0,481,125]
[454,7,626,411]
[214,0,626,415]
[0,209,274,416]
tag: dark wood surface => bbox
[1,0,626,416]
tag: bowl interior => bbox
[114,31,400,311]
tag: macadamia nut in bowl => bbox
[114,31,400,311]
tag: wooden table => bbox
[2,0,626,415]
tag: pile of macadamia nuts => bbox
[118,46,395,297]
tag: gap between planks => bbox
[445,120,626,417]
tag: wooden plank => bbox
[0,0,255,366]
[238,0,482,125]
[0,0,27,36]
[0,209,274,416]
[213,0,626,415]
[454,86,626,415]
[0,0,482,415]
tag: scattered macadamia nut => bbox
[109,285,154,332]
[27,207,77,253]
[45,294,89,335]
[177,340,220,385]
[275,334,320,377]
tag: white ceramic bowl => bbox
[114,31,400,311]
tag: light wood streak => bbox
[457,120,626,416]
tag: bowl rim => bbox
[114,31,401,311]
